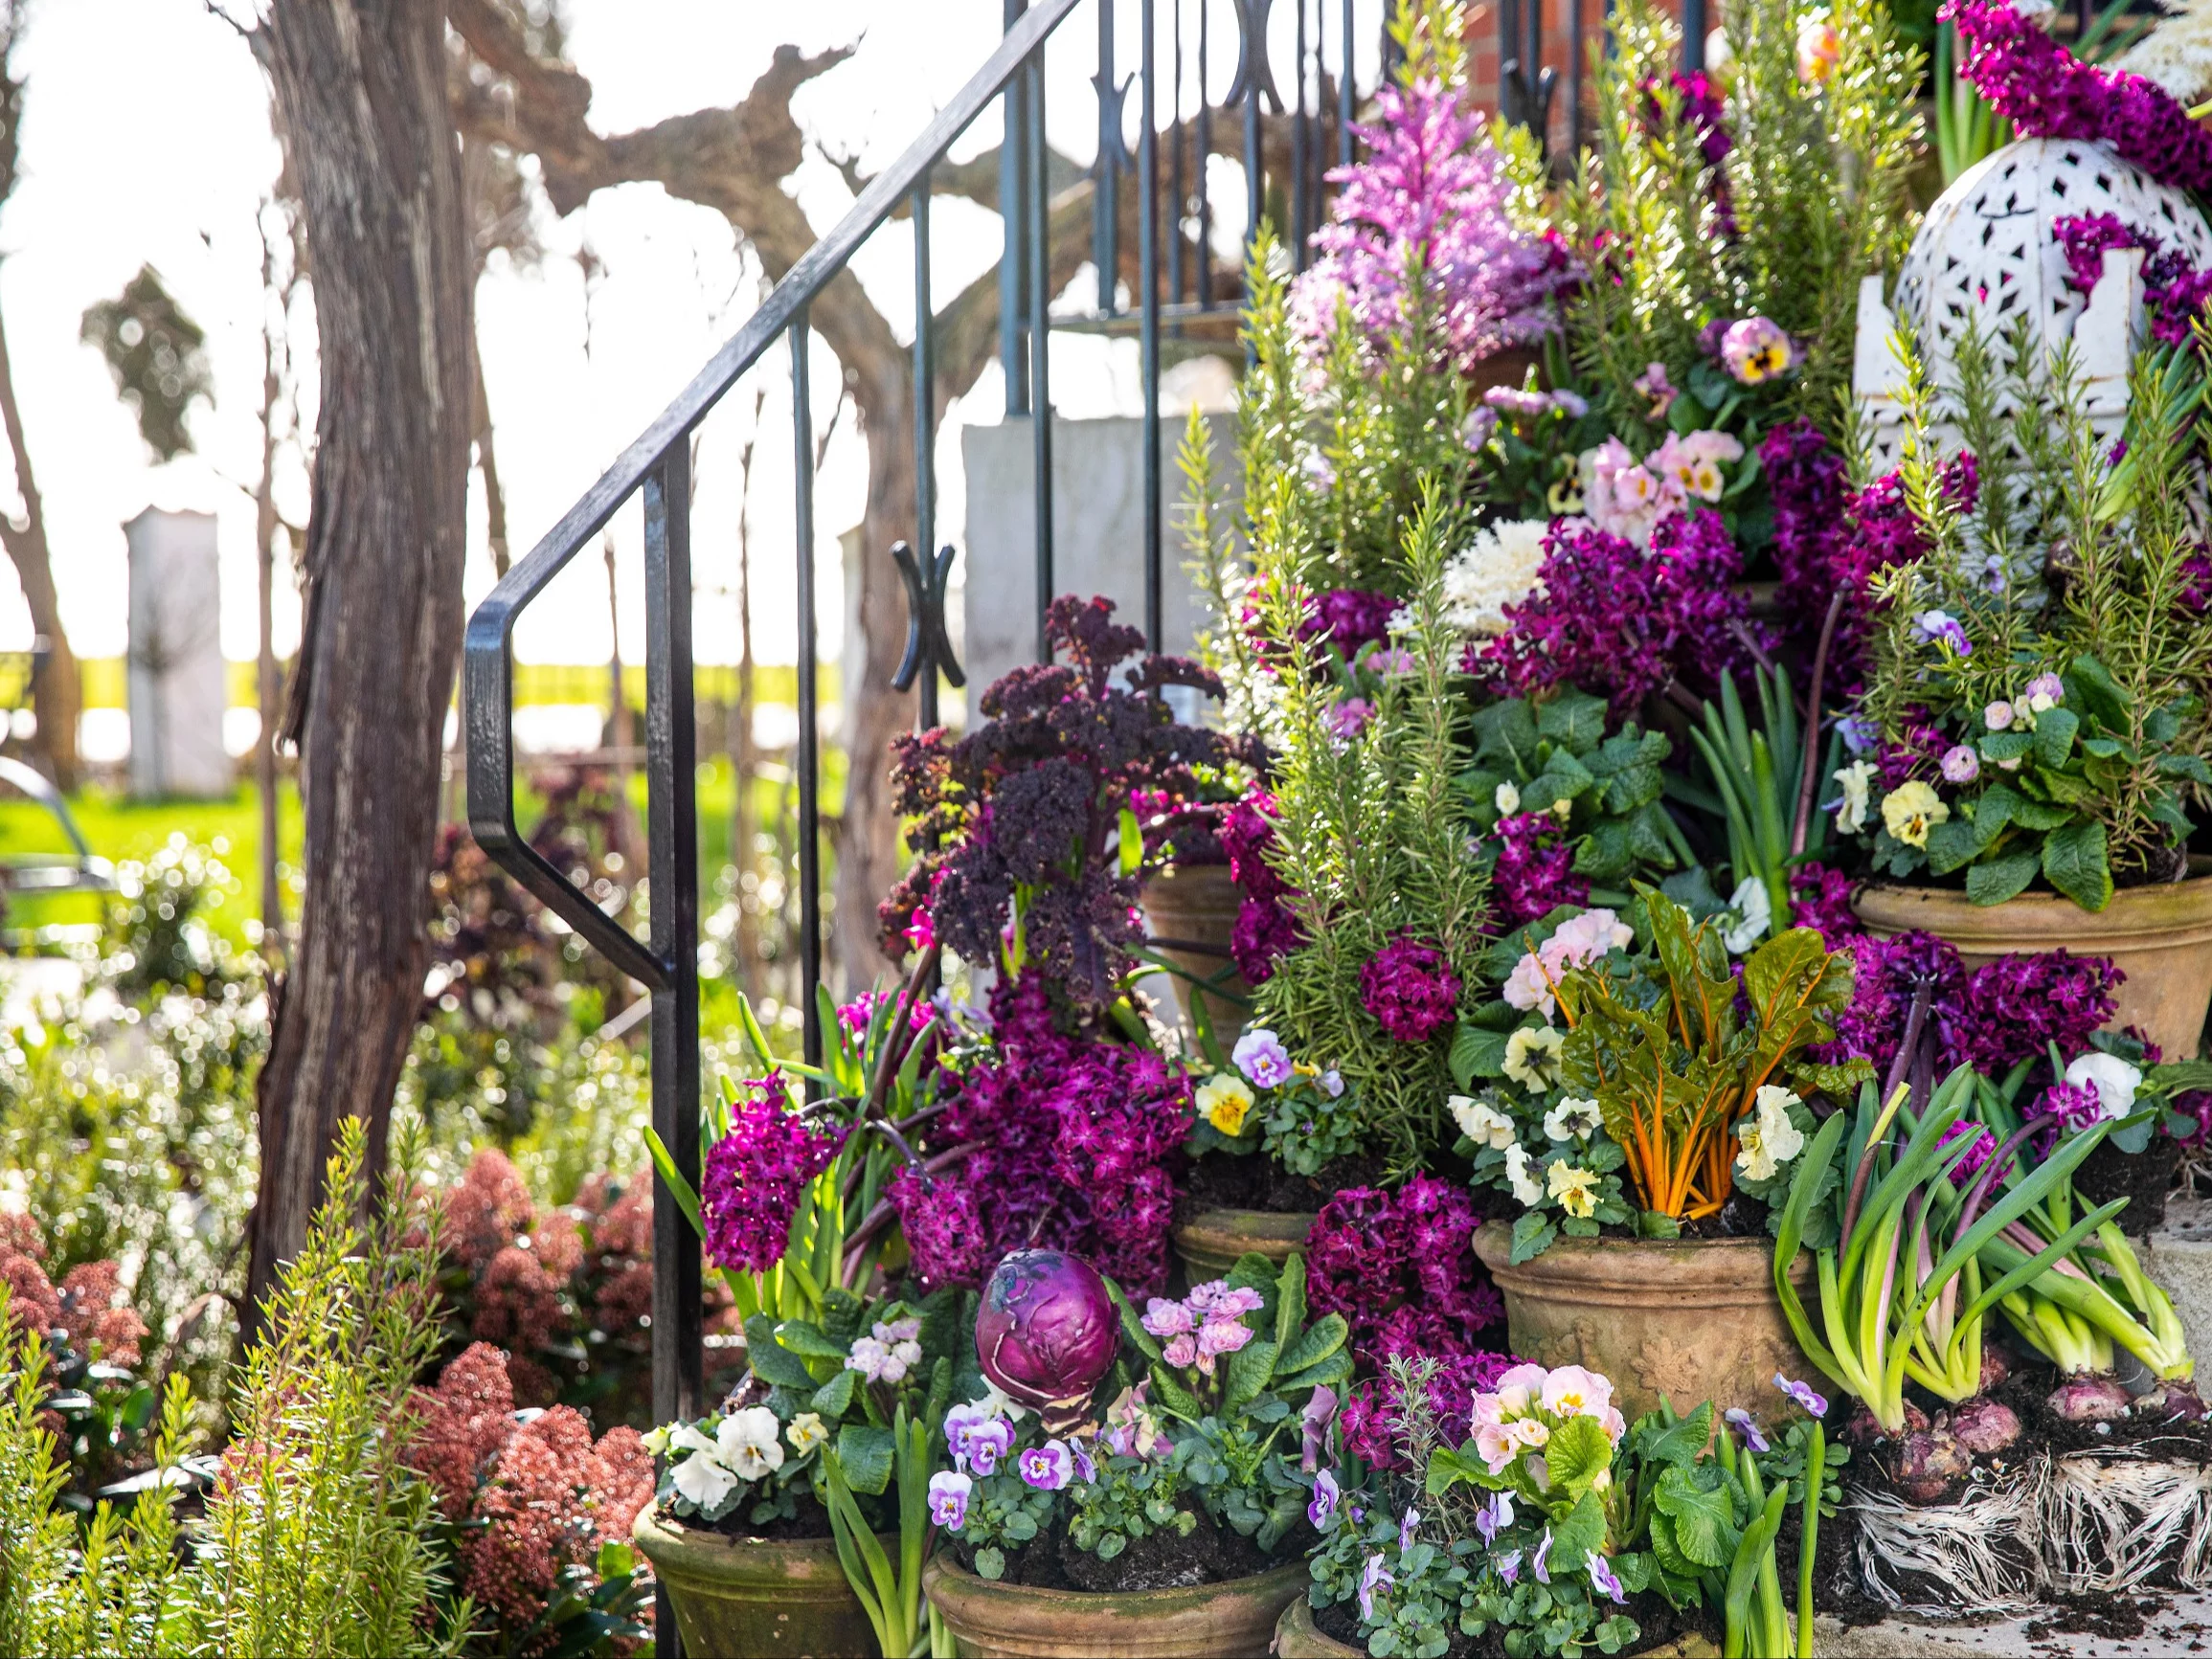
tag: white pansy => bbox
[715,1406,787,1481]
[669,1423,740,1509]
[1496,780,1523,817]
[1502,1025,1567,1092]
[1832,760,1877,835]
[2064,1052,2143,1121]
[1450,1093,1520,1151]
[1503,1143,1546,1207]
[1723,878,1772,953]
[1544,1096,1603,1142]
[1734,1087,1805,1181]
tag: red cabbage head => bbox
[976,1248,1119,1431]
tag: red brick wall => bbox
[1461,0,1690,154]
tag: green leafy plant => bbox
[1772,1071,2118,1431]
[1676,666,1840,938]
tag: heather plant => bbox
[1566,0,1922,461]
[1840,326,2212,908]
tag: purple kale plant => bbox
[881,594,1247,1005]
[888,975,1187,1297]
[1306,1177,1505,1375]
[1947,0,2212,195]
[1289,73,1578,373]
[1470,511,1760,721]
[1220,790,1303,985]
[1359,935,1463,1043]
[700,1078,846,1274]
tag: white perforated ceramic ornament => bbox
[1854,137,2212,465]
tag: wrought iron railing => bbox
[461,1,1614,1646]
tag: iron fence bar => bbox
[1682,0,1705,69]
[1170,0,1185,306]
[1239,0,1261,258]
[1339,0,1354,168]
[914,171,936,590]
[1196,2,1212,307]
[1570,0,1586,154]
[792,316,824,1070]
[1028,53,1055,662]
[1003,0,1032,415]
[1095,0,1119,317]
[1291,0,1308,264]
[1140,0,1163,653]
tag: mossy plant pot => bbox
[923,1553,1306,1658]
[631,1501,886,1658]
[1472,1223,1816,1425]
[1853,869,2212,1061]
[1171,1206,1315,1282]
[1139,863,1253,1049]
[1272,1599,1723,1658]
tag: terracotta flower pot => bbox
[1171,1206,1317,1282]
[923,1553,1306,1658]
[1273,1600,1723,1659]
[1853,870,2212,1060]
[1139,863,1253,1049]
[1472,1223,1817,1425]
[632,1500,886,1658]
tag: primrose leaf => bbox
[1965,852,2041,907]
[2041,819,2112,911]
[1544,1414,1615,1500]
[1653,1465,1740,1568]
[743,1316,818,1389]
[836,1423,895,1495]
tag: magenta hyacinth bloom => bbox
[699,1079,846,1274]
[1359,936,1461,1042]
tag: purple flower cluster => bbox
[1874,707,1957,793]
[1762,420,1877,685]
[1290,75,1580,372]
[1826,930,2123,1083]
[1306,1177,1505,1371]
[882,594,1247,1005]
[1947,0,2212,195]
[2044,1081,2108,1132]
[1300,588,1401,661]
[1340,1350,1518,1470]
[699,1078,846,1274]
[1472,511,1760,721]
[1359,935,1462,1042]
[1788,862,1862,951]
[1642,70,1736,235]
[1221,791,1303,985]
[2052,213,2212,347]
[1488,812,1590,931]
[890,975,1187,1295]
[1937,1119,1998,1181]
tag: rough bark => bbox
[445,0,1095,988]
[0,295,77,789]
[245,0,473,1321]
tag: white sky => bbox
[6,0,1371,671]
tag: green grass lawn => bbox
[0,756,830,952]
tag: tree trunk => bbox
[0,293,78,789]
[247,0,472,1321]
[254,237,285,960]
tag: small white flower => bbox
[2065,1052,2143,1120]
[1503,1143,1546,1207]
[1450,1093,1520,1152]
[1496,780,1523,817]
[716,1406,787,1481]
[1544,1096,1603,1142]
[1833,760,1878,835]
[786,1412,830,1454]
[1735,1087,1806,1181]
[1502,1026,1566,1092]
[669,1423,739,1509]
[1723,878,1772,954]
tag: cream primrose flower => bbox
[1440,519,1551,638]
[1503,1143,1546,1206]
[1539,1364,1614,1421]
[1735,1087,1806,1181]
[1881,781,1949,848]
[1833,760,1877,834]
[786,1412,830,1455]
[1503,908,1636,1020]
[1495,780,1523,816]
[1451,1093,1520,1152]
[1546,1161,1601,1219]
[1544,1096,1603,1142]
[1196,1073,1256,1136]
[1652,430,1744,504]
[1502,1025,1566,1092]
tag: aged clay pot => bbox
[1140,863,1253,1049]
[924,1553,1306,1658]
[1472,1223,1817,1425]
[632,1501,885,1658]
[1170,1206,1317,1283]
[1272,1599,1723,1657]
[1853,868,2212,1060]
